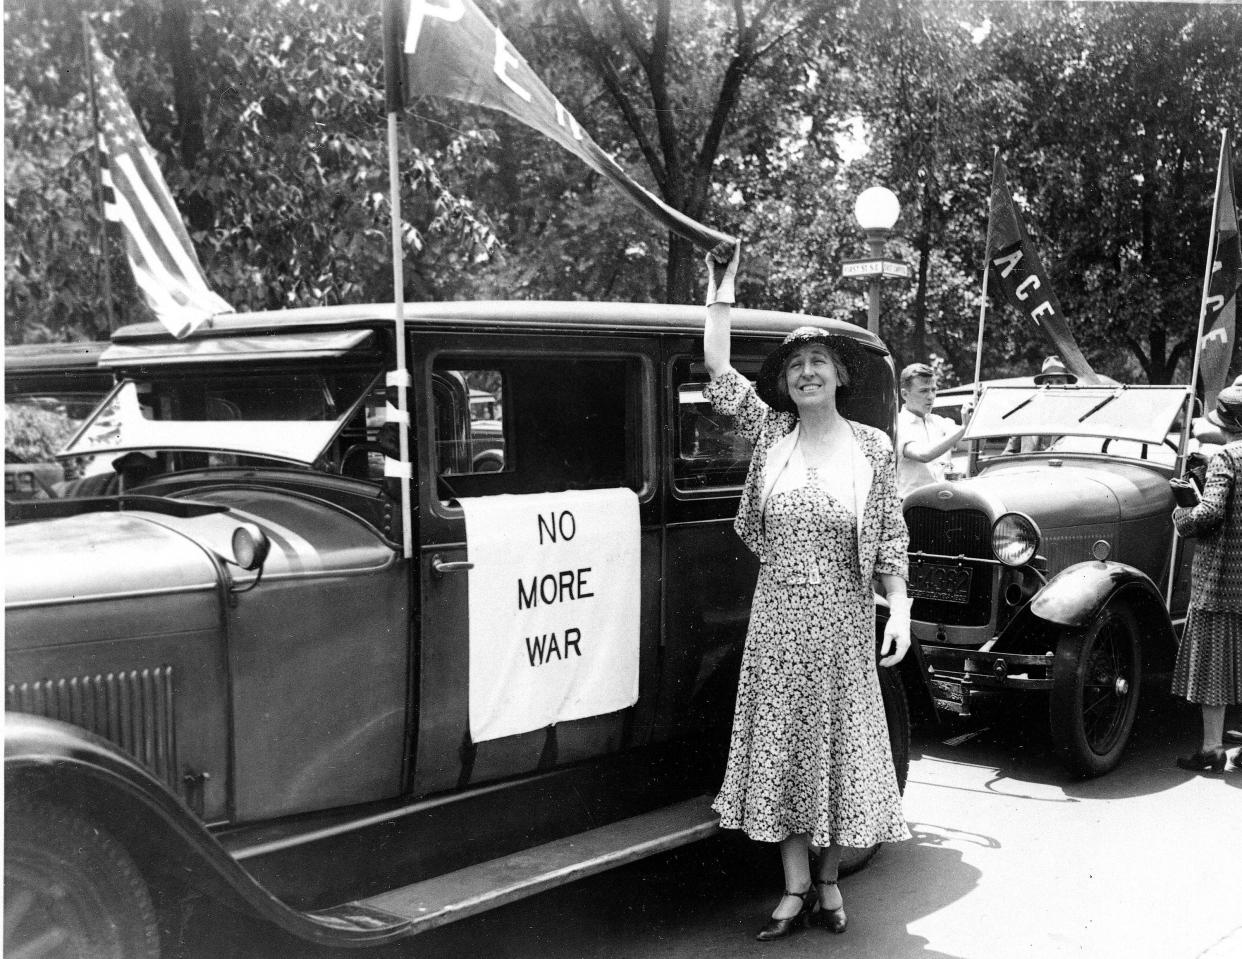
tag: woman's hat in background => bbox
[1033,355,1078,384]
[1206,382,1242,434]
[756,326,867,415]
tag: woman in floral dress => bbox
[702,246,911,940]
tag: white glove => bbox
[705,241,741,306]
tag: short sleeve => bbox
[703,365,770,444]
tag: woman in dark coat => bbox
[1171,383,1242,772]
[702,246,911,939]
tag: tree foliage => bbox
[5,0,1241,389]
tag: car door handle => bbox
[432,555,474,576]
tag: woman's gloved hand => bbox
[879,596,912,667]
[705,241,741,306]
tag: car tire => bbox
[471,451,504,472]
[839,664,910,877]
[5,799,162,959]
[1049,602,1142,778]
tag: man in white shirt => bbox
[896,363,971,497]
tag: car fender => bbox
[1023,561,1178,650]
[4,713,412,947]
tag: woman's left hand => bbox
[879,614,911,667]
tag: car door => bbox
[409,328,662,796]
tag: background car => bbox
[895,382,1194,777]
[4,341,112,499]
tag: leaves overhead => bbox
[5,0,1241,387]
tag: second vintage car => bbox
[897,382,1194,777]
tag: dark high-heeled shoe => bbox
[810,878,847,933]
[755,887,815,941]
[1176,748,1226,773]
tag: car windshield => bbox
[963,384,1190,446]
[61,366,381,466]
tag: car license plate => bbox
[908,559,972,604]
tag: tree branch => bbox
[565,1,667,191]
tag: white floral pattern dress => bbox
[706,367,910,848]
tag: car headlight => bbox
[992,512,1040,567]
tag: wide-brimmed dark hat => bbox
[1033,355,1077,385]
[1207,384,1242,433]
[756,326,868,414]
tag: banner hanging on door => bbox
[460,487,640,743]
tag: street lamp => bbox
[853,186,901,336]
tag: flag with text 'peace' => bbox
[985,153,1100,384]
[384,0,737,256]
[1199,137,1240,412]
[86,25,232,339]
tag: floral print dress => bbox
[706,367,910,848]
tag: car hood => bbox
[907,459,1171,528]
[5,489,396,608]
[5,511,225,606]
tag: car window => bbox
[435,369,508,476]
[432,355,639,499]
[673,360,758,491]
[61,367,382,466]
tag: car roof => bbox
[5,341,109,372]
[108,301,890,355]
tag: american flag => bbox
[86,24,231,339]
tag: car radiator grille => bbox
[905,506,994,627]
[905,506,992,557]
[6,666,180,791]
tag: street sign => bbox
[840,258,911,279]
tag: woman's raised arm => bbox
[704,243,741,379]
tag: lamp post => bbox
[852,186,902,336]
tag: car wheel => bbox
[471,451,504,472]
[839,665,910,877]
[1049,603,1142,778]
[5,800,161,959]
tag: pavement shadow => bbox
[909,689,1242,801]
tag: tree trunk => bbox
[666,232,695,304]
[162,0,203,168]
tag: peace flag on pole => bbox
[985,153,1100,384]
[1198,136,1240,412]
[384,0,737,256]
[85,24,232,339]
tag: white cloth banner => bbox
[461,487,640,743]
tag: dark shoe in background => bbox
[1176,748,1227,773]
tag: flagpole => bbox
[384,0,413,560]
[1188,130,1229,403]
[1165,128,1228,610]
[973,261,990,389]
[81,14,117,335]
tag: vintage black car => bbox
[4,302,913,957]
[899,383,1194,777]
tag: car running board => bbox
[329,794,720,935]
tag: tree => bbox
[4,0,496,343]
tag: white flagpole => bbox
[973,260,990,389]
[388,114,413,560]
[1188,130,1229,404]
[1165,128,1228,609]
[384,0,413,560]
